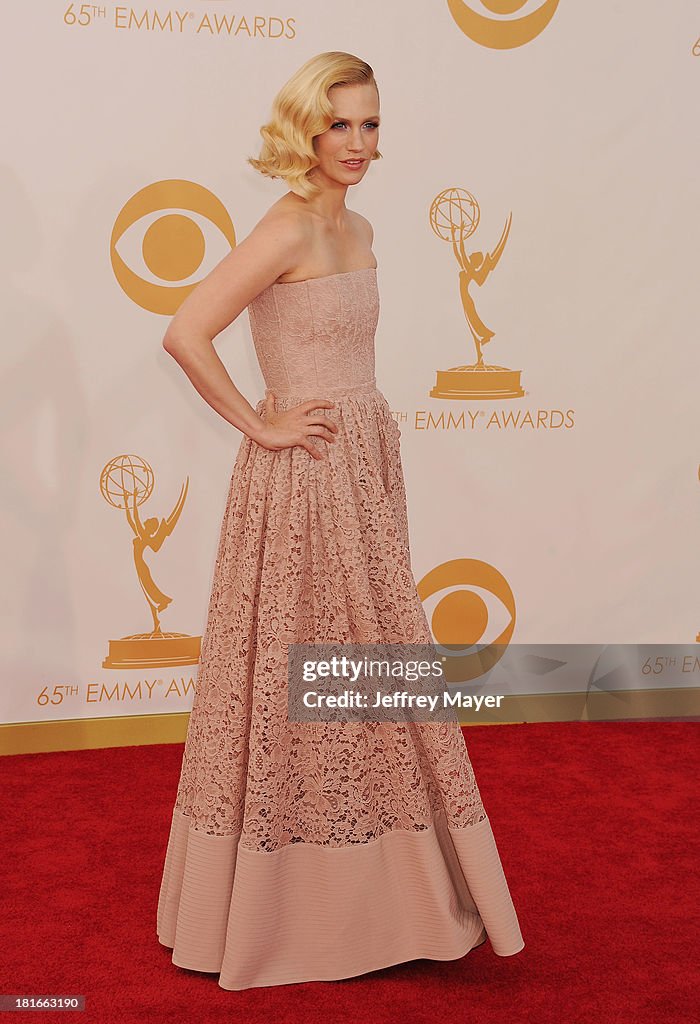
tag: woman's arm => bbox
[161,209,308,443]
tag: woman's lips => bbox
[342,159,365,167]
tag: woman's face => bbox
[311,82,380,188]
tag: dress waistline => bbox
[264,378,377,398]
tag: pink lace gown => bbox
[156,266,524,990]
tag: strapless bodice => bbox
[246,266,378,398]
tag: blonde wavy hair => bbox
[248,51,382,201]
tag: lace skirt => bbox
[156,384,524,989]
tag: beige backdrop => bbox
[1,1,699,746]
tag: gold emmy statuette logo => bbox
[429,187,523,400]
[111,179,236,315]
[447,0,561,50]
[417,558,516,683]
[100,455,201,669]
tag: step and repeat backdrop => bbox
[1,1,698,749]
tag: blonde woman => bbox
[156,50,524,991]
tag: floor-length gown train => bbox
[156,266,524,990]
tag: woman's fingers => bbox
[258,396,339,457]
[300,398,335,412]
[305,425,337,442]
[301,439,325,461]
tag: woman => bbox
[157,50,524,991]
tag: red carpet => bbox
[3,722,697,1023]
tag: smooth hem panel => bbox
[157,806,524,991]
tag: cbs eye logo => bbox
[447,0,561,49]
[417,557,515,683]
[110,179,236,315]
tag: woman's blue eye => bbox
[331,122,379,130]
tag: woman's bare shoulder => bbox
[253,194,312,245]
